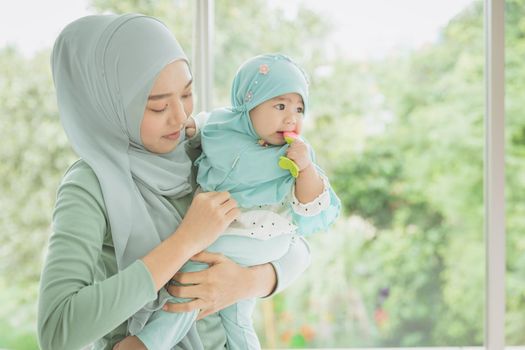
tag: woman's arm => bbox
[38,168,158,350]
[38,166,238,350]
[164,235,312,317]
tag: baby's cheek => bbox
[295,120,303,133]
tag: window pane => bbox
[214,0,484,347]
[505,0,525,345]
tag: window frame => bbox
[485,0,505,349]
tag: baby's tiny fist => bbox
[186,127,197,138]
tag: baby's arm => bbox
[286,140,341,234]
[285,139,324,203]
[186,112,210,138]
[185,112,211,163]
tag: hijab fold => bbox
[52,14,192,269]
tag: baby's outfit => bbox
[129,177,333,350]
[128,54,341,350]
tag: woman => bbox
[37,14,311,350]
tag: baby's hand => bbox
[285,139,311,171]
[185,116,197,138]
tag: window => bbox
[504,0,524,347]
[0,0,511,348]
[196,0,509,348]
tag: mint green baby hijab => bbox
[52,14,192,269]
[196,54,309,207]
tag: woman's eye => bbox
[274,104,286,111]
[297,107,304,113]
[151,105,168,113]
[182,92,193,99]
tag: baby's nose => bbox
[285,115,296,125]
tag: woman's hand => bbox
[141,192,239,291]
[112,336,146,350]
[164,251,277,319]
[178,192,240,254]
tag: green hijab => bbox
[52,14,193,269]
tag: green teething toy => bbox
[279,131,300,178]
[279,156,300,178]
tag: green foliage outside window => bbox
[0,0,523,348]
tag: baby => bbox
[122,53,340,350]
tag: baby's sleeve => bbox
[291,165,341,236]
[193,111,211,135]
[185,112,211,162]
[290,175,331,217]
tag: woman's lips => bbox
[164,130,180,140]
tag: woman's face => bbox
[141,60,193,154]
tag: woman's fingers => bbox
[112,336,146,350]
[165,253,254,318]
[170,270,204,285]
[197,308,215,320]
[178,191,238,253]
[167,284,204,299]
[163,299,204,313]
[208,191,232,205]
[169,252,221,285]
[226,206,241,221]
[221,197,238,215]
[211,192,239,217]
[190,251,227,264]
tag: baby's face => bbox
[249,93,304,145]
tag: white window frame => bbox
[193,0,507,348]
[193,0,214,113]
[485,0,505,349]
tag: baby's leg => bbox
[134,260,208,350]
[219,298,261,350]
[136,305,197,350]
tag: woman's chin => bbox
[145,141,178,154]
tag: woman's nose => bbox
[168,101,187,126]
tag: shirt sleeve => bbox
[291,165,341,236]
[186,112,210,146]
[184,112,210,162]
[267,235,312,296]
[37,167,157,350]
[193,111,210,134]
[290,175,331,217]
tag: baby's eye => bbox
[297,107,304,113]
[274,104,286,111]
